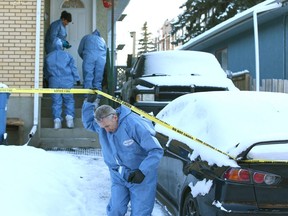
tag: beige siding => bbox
[0,0,44,96]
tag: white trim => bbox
[27,0,42,145]
[92,0,97,31]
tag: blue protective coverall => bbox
[45,19,67,54]
[44,39,80,120]
[82,103,163,216]
[78,29,107,90]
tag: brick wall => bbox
[0,0,44,96]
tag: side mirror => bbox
[125,68,136,80]
[225,70,233,79]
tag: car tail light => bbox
[253,172,265,184]
[253,172,279,185]
[223,168,250,182]
[223,168,280,185]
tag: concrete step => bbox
[41,95,85,108]
[41,117,83,128]
[41,112,83,128]
[39,137,100,149]
[39,128,100,149]
[41,108,83,118]
[39,90,101,149]
[40,127,96,138]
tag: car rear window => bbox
[247,143,288,160]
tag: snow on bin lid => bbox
[0,83,8,88]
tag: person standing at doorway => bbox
[45,10,72,54]
[78,29,107,102]
[44,38,81,129]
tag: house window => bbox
[62,0,84,8]
[215,48,228,71]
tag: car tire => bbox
[181,192,199,216]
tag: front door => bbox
[50,0,93,81]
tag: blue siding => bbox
[228,30,256,76]
[258,18,284,79]
[209,17,285,79]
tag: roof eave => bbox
[179,0,282,50]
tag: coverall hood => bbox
[92,29,101,37]
[116,106,131,127]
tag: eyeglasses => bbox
[94,113,115,123]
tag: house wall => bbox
[202,15,287,80]
[229,17,285,79]
[96,0,108,42]
[0,0,128,146]
[0,0,44,146]
[0,0,44,90]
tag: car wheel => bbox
[181,192,199,216]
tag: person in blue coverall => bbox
[78,29,107,100]
[44,38,81,129]
[45,11,72,54]
[82,98,163,216]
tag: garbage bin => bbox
[0,83,9,144]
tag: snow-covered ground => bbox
[0,145,169,216]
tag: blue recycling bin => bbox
[0,92,9,144]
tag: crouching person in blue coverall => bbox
[82,96,163,216]
[44,38,81,129]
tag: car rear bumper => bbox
[215,205,288,216]
[217,211,288,216]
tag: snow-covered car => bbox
[155,91,288,216]
[120,50,238,115]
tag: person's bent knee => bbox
[106,203,128,216]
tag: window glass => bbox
[62,0,84,8]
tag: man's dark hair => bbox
[60,10,72,22]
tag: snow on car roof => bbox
[155,91,288,167]
[144,50,228,77]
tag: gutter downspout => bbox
[109,0,115,104]
[253,2,282,91]
[283,15,288,79]
[25,0,41,145]
[92,0,97,31]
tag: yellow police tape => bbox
[0,87,286,164]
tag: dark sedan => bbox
[155,91,288,216]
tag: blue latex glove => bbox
[62,40,71,49]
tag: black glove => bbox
[76,81,81,86]
[87,94,97,103]
[86,88,98,103]
[128,169,145,184]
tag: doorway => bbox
[49,0,93,81]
